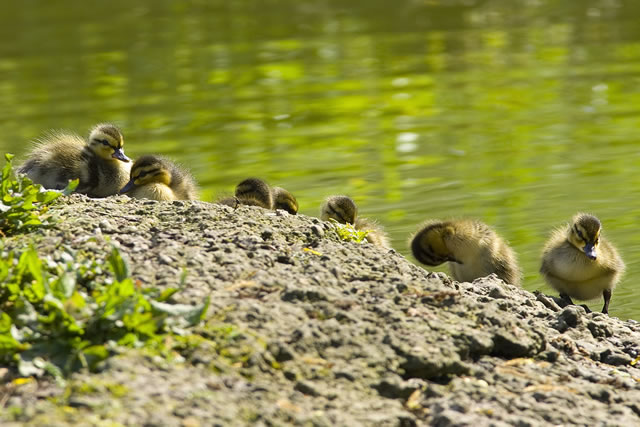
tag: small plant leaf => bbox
[108,247,130,282]
[63,179,79,196]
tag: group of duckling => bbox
[18,123,197,201]
[410,214,624,315]
[18,124,625,316]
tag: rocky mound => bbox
[1,195,639,426]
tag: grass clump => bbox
[328,219,369,244]
[0,153,77,236]
[0,246,209,380]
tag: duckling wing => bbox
[355,217,391,249]
[167,161,198,200]
[596,238,625,285]
[489,249,521,286]
[599,239,625,269]
[19,133,89,190]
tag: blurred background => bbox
[1,0,639,319]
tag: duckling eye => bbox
[100,139,110,146]
[136,170,149,179]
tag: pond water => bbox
[2,0,639,319]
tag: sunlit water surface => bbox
[2,0,640,319]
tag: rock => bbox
[310,224,324,238]
[294,380,321,397]
[0,194,638,426]
[601,349,633,366]
[558,306,583,328]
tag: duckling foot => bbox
[601,289,611,315]
[579,304,592,314]
[559,293,574,307]
[559,293,591,313]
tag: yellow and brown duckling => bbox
[18,123,131,197]
[234,177,273,208]
[320,195,390,249]
[271,186,298,215]
[540,213,625,314]
[120,155,198,201]
[410,219,521,285]
[321,195,358,224]
[217,178,298,214]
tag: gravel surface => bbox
[1,194,639,426]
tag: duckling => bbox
[540,213,625,314]
[120,155,198,201]
[410,219,521,285]
[234,178,273,208]
[18,123,131,197]
[321,195,357,224]
[216,178,271,209]
[216,178,299,214]
[320,195,391,249]
[271,186,298,215]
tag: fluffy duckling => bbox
[540,213,624,314]
[217,178,299,214]
[320,195,391,249]
[235,178,273,208]
[18,123,131,197]
[321,195,358,224]
[120,155,198,201]
[272,186,298,215]
[410,219,521,285]
[216,178,272,209]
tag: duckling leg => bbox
[601,289,612,315]
[559,293,575,307]
[559,293,591,313]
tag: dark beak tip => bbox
[584,250,597,260]
[120,181,135,194]
[112,149,131,163]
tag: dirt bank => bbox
[1,195,639,426]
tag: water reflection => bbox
[1,0,640,318]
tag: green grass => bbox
[0,153,77,236]
[328,219,369,244]
[0,246,209,381]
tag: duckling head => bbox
[235,178,273,209]
[321,195,357,224]
[120,155,171,194]
[568,213,601,260]
[272,187,298,214]
[410,221,461,266]
[88,123,130,163]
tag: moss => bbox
[5,405,23,420]
[66,378,129,398]
[239,407,261,422]
[328,220,369,244]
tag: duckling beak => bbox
[120,180,136,194]
[583,243,597,260]
[112,148,131,163]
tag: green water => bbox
[2,1,639,319]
